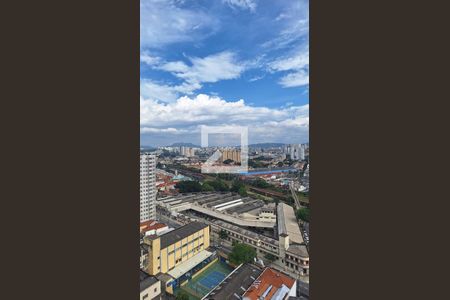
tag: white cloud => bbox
[140,79,201,102]
[268,50,309,72]
[141,51,247,101]
[140,52,161,66]
[261,1,309,50]
[159,51,245,84]
[223,0,257,12]
[140,94,309,143]
[140,127,188,134]
[268,48,309,87]
[279,70,309,87]
[140,0,219,48]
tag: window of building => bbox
[143,294,148,299]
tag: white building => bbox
[180,146,196,157]
[140,153,157,222]
[284,144,306,161]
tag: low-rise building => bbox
[203,264,297,300]
[144,222,219,294]
[140,270,161,300]
[209,202,309,278]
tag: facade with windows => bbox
[140,270,161,300]
[211,219,309,277]
[140,153,157,222]
[144,222,210,275]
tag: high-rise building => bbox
[180,146,195,157]
[284,144,306,160]
[220,149,241,163]
[140,153,157,222]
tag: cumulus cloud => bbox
[140,94,308,144]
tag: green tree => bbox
[238,186,248,197]
[296,207,310,222]
[229,243,256,265]
[264,253,277,262]
[219,229,228,240]
[204,179,229,192]
[175,181,202,193]
[253,178,270,188]
[231,179,245,192]
[176,290,190,300]
[201,183,214,192]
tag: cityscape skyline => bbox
[140,0,309,146]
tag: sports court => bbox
[177,260,233,299]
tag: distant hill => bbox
[140,145,156,150]
[249,143,286,148]
[170,142,200,147]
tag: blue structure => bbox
[239,167,297,176]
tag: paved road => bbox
[289,182,302,210]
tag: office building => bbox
[140,153,157,222]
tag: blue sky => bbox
[140,0,309,146]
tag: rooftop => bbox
[140,220,168,233]
[202,263,263,300]
[167,250,213,279]
[243,267,296,300]
[158,221,208,249]
[277,203,304,245]
[286,244,309,258]
[140,270,159,292]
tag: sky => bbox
[140,0,309,147]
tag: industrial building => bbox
[157,192,276,228]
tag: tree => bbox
[204,179,229,192]
[264,253,277,262]
[231,179,245,192]
[175,181,202,193]
[201,183,214,192]
[223,159,234,164]
[296,207,310,222]
[219,229,228,240]
[253,178,270,188]
[238,186,248,197]
[229,243,256,265]
[277,161,284,167]
[176,290,190,300]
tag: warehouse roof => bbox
[159,221,208,249]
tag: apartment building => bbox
[140,153,157,222]
[220,149,241,163]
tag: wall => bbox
[140,280,161,300]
